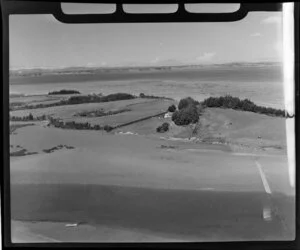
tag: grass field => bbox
[10,97,173,126]
[9,92,294,242]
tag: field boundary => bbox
[113,111,167,130]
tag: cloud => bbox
[86,62,96,67]
[150,57,183,66]
[261,16,281,24]
[196,52,216,62]
[151,57,160,64]
[250,32,262,37]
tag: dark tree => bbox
[168,105,176,113]
[178,97,198,110]
[28,113,34,121]
[172,105,199,126]
[156,122,170,133]
[104,125,114,132]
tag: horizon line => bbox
[10,60,282,71]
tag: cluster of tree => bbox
[101,93,136,102]
[62,95,103,105]
[202,95,285,117]
[48,116,114,132]
[76,108,131,117]
[48,89,81,95]
[172,97,200,126]
[178,97,200,110]
[49,117,100,130]
[167,104,176,113]
[139,93,174,100]
[10,113,47,121]
[65,93,135,105]
[156,122,170,133]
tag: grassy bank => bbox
[11,93,137,111]
[10,123,35,134]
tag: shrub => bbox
[104,125,114,132]
[168,104,176,113]
[156,122,170,133]
[93,125,102,130]
[140,93,145,98]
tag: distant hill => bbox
[9,61,281,78]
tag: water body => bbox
[10,64,285,109]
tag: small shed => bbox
[164,112,172,119]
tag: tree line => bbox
[10,113,47,121]
[11,93,137,111]
[59,93,136,105]
[202,95,285,117]
[48,89,81,95]
[139,93,174,100]
[48,116,114,132]
[75,108,131,117]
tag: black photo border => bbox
[1,1,299,249]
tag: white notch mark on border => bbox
[255,160,272,194]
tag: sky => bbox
[9,4,283,69]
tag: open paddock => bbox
[61,99,173,127]
[10,124,294,242]
[10,95,62,105]
[9,98,158,118]
[10,98,175,128]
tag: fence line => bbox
[113,111,168,130]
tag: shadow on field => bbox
[11,184,294,241]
